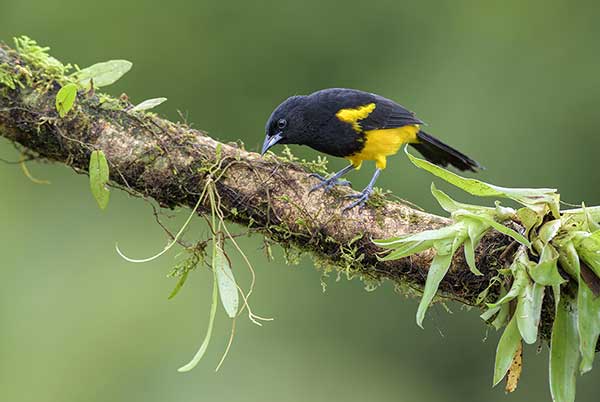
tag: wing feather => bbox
[359,95,424,131]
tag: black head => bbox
[261,95,310,155]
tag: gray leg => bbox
[343,168,382,212]
[309,164,355,193]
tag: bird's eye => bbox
[277,119,287,129]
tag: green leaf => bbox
[516,281,544,344]
[167,270,189,300]
[131,97,167,112]
[491,303,510,330]
[431,183,462,213]
[517,207,541,238]
[538,219,562,243]
[578,274,600,374]
[463,237,481,276]
[73,60,132,88]
[529,244,566,286]
[559,240,582,279]
[577,231,600,278]
[378,224,461,245]
[55,83,77,117]
[89,150,110,209]
[550,297,579,402]
[493,314,522,386]
[583,204,600,232]
[214,242,239,318]
[416,237,461,328]
[567,238,600,374]
[463,218,488,276]
[480,306,501,321]
[459,212,530,247]
[480,285,509,328]
[405,146,558,212]
[178,273,218,372]
[487,258,529,308]
[378,240,433,261]
[430,183,495,214]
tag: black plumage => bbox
[262,88,482,210]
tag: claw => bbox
[308,164,355,195]
[308,173,327,181]
[309,176,352,194]
[342,190,372,213]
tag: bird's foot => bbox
[309,173,352,193]
[342,188,373,212]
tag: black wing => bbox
[359,93,424,131]
[309,88,423,131]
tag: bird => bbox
[261,88,482,211]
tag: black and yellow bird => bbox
[261,88,482,210]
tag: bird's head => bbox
[261,95,309,155]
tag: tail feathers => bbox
[410,131,482,172]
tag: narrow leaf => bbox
[379,241,433,261]
[214,243,239,318]
[583,204,600,232]
[538,219,562,243]
[550,297,579,402]
[416,238,460,328]
[55,83,77,117]
[559,241,582,279]
[429,183,493,214]
[517,207,541,238]
[463,219,488,276]
[431,183,461,213]
[578,276,600,374]
[492,303,510,330]
[168,271,189,300]
[487,263,529,308]
[480,306,501,321]
[463,237,481,276]
[89,150,110,209]
[388,224,461,244]
[578,232,600,279]
[463,212,530,247]
[406,146,556,200]
[178,273,218,372]
[529,244,566,286]
[73,60,132,88]
[131,97,167,112]
[493,314,522,386]
[516,281,544,344]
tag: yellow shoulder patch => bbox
[335,103,376,133]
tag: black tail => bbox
[410,131,482,172]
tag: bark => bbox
[0,44,517,321]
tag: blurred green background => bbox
[1,0,600,401]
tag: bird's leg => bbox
[309,164,355,193]
[343,168,382,212]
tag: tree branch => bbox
[0,44,516,323]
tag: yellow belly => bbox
[346,125,419,169]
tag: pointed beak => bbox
[261,132,283,156]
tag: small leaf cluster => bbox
[376,147,600,401]
[9,36,175,212]
[11,36,167,120]
[375,184,527,328]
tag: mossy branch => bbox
[0,42,520,326]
